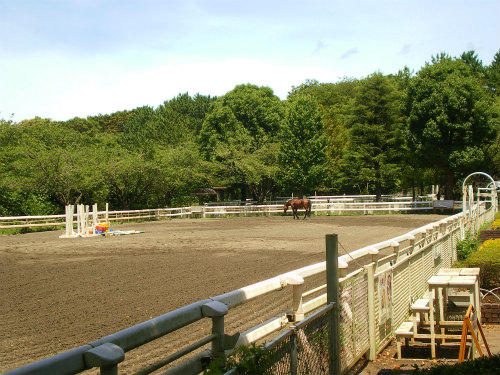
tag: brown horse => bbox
[284,198,312,219]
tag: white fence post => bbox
[366,262,376,360]
[60,204,75,238]
[92,204,98,235]
[287,274,305,322]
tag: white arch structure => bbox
[462,172,498,213]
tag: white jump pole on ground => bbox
[59,204,75,238]
[60,203,102,238]
[76,204,82,236]
[92,203,98,235]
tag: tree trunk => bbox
[240,184,247,205]
[444,169,455,200]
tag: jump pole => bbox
[59,204,75,238]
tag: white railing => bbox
[0,202,432,229]
[0,214,67,228]
[0,195,441,229]
[0,207,191,229]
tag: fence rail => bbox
[1,197,447,230]
[3,198,494,375]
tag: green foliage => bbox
[1,49,500,216]
[455,231,481,261]
[337,73,404,198]
[460,239,500,289]
[203,344,274,375]
[87,110,135,133]
[410,353,500,375]
[403,54,496,199]
[278,94,328,196]
[290,78,360,193]
[199,85,283,200]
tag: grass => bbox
[0,226,58,236]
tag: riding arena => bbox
[1,183,497,374]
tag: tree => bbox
[484,51,500,178]
[87,110,135,133]
[198,84,283,201]
[403,55,496,199]
[278,95,327,196]
[485,50,500,96]
[337,73,403,199]
[158,92,215,136]
[9,118,105,208]
[149,142,208,207]
[289,78,360,192]
[460,50,485,77]
[101,146,161,209]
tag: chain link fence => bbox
[225,304,333,375]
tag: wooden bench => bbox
[395,321,414,359]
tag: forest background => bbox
[1,50,499,216]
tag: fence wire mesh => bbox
[338,270,369,372]
[247,305,332,375]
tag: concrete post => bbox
[84,343,124,375]
[287,274,305,322]
[202,301,228,367]
[391,241,400,263]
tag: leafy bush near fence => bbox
[456,238,500,289]
[409,353,500,374]
[455,231,481,260]
[204,344,274,375]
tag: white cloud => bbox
[341,48,358,60]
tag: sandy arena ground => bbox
[1,214,453,373]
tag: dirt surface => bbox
[1,214,449,373]
[347,324,500,374]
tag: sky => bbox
[0,0,499,122]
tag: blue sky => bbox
[0,0,499,122]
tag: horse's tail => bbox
[308,199,312,216]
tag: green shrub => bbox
[456,232,480,261]
[491,212,500,229]
[204,344,274,375]
[410,353,500,374]
[461,239,500,289]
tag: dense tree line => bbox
[1,50,499,216]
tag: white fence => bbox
[0,195,447,230]
[337,201,495,371]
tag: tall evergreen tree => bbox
[338,73,403,199]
